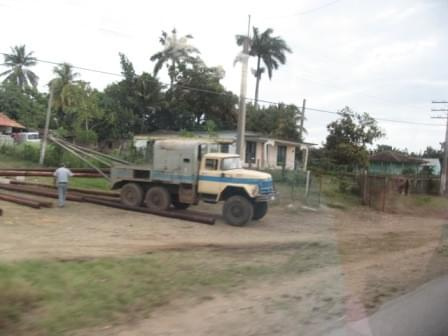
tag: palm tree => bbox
[150,28,200,87]
[0,45,39,89]
[236,27,292,107]
[50,63,79,110]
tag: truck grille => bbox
[258,179,274,195]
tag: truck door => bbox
[198,158,222,199]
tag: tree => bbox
[0,81,46,128]
[236,27,291,107]
[0,45,39,89]
[150,29,200,87]
[325,107,384,168]
[166,64,237,130]
[246,103,303,142]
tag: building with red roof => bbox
[0,112,25,134]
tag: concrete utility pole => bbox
[431,101,448,196]
[299,98,306,141]
[236,15,251,158]
[39,83,54,165]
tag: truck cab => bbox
[110,140,275,226]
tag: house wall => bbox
[369,162,420,175]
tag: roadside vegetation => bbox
[0,243,335,336]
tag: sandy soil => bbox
[1,191,448,335]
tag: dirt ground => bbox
[1,191,448,335]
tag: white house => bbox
[134,131,314,171]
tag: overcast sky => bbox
[1,0,447,152]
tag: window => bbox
[245,141,257,163]
[277,145,287,166]
[205,159,218,170]
[220,143,229,153]
[221,157,242,170]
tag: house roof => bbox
[0,113,25,129]
[370,151,425,164]
[135,130,316,147]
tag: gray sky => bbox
[1,0,447,152]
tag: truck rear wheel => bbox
[253,202,268,220]
[145,186,171,211]
[223,195,254,227]
[120,183,144,207]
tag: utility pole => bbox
[431,101,448,196]
[299,98,306,141]
[39,83,54,165]
[236,15,251,158]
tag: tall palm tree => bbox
[236,27,292,107]
[0,45,39,89]
[50,63,79,110]
[150,28,200,87]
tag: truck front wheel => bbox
[145,186,171,211]
[253,202,268,220]
[120,183,144,207]
[223,195,254,226]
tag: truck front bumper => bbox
[255,192,277,202]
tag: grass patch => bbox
[0,244,336,335]
[68,178,110,191]
[0,153,40,169]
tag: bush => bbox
[75,129,98,146]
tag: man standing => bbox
[53,163,74,207]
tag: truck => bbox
[110,140,275,226]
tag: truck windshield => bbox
[221,158,242,170]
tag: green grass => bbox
[0,244,336,335]
[0,153,41,169]
[68,177,110,190]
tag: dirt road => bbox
[1,192,448,335]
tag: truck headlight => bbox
[251,185,259,196]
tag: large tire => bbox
[172,200,190,210]
[253,202,268,220]
[145,186,171,211]
[223,195,254,227]
[120,183,144,207]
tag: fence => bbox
[360,173,441,212]
[266,169,322,208]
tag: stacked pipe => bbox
[0,182,216,225]
[0,193,53,209]
[0,170,103,178]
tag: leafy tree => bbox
[236,27,291,107]
[0,81,46,128]
[150,29,200,87]
[246,103,303,141]
[325,107,384,168]
[422,146,443,159]
[166,64,237,130]
[100,53,165,140]
[62,81,103,132]
[0,45,39,89]
[51,63,79,111]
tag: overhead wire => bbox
[0,52,444,127]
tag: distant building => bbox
[369,151,426,175]
[134,130,314,171]
[0,112,25,134]
[0,112,25,146]
[419,158,441,176]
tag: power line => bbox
[0,52,444,128]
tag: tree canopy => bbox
[325,107,384,168]
[0,45,39,89]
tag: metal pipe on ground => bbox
[0,171,102,177]
[0,184,84,202]
[83,196,216,225]
[9,181,119,197]
[0,168,111,173]
[0,193,42,209]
